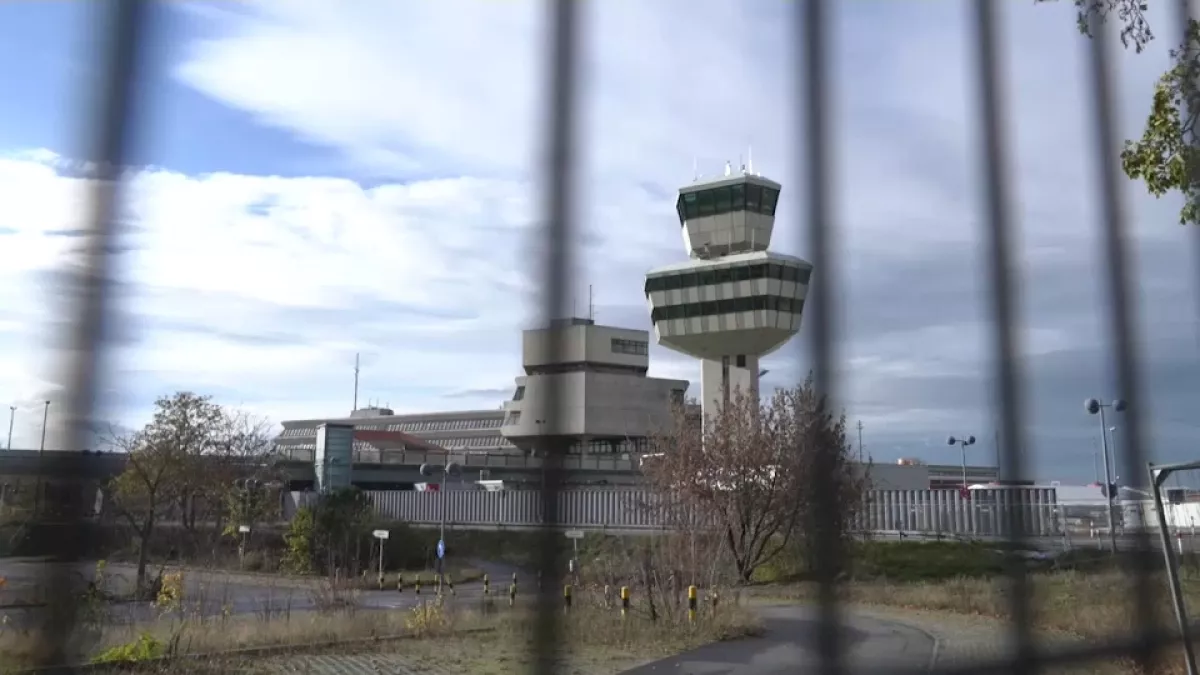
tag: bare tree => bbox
[100,427,183,595]
[644,374,867,583]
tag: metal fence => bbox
[33,0,1200,673]
[283,487,1062,538]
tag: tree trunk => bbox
[136,524,152,597]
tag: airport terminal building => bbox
[273,317,689,463]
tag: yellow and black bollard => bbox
[508,581,517,607]
[415,574,422,596]
[563,584,572,613]
[620,586,630,619]
[483,574,490,597]
[687,585,697,622]
[710,587,719,612]
[396,573,403,593]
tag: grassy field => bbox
[0,585,761,674]
[748,543,1200,675]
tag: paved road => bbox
[621,604,935,675]
[252,604,938,675]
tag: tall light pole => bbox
[34,400,49,515]
[419,456,461,594]
[1086,397,1126,553]
[5,406,14,450]
[947,435,977,490]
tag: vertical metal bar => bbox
[796,0,844,672]
[1084,5,1158,670]
[533,0,580,672]
[969,1,1035,670]
[39,0,151,667]
[1150,466,1199,675]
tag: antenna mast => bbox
[856,420,864,463]
[353,353,360,412]
[588,284,594,321]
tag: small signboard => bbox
[436,539,446,559]
[958,487,970,500]
[565,530,584,540]
[237,525,251,534]
[373,529,390,540]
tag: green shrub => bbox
[91,633,164,664]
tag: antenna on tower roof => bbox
[692,157,698,181]
[747,146,754,175]
[588,284,594,321]
[724,161,732,177]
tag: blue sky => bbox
[0,0,1197,484]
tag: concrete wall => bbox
[863,463,930,491]
[502,370,686,439]
[521,321,649,371]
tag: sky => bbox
[0,0,1197,484]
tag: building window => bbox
[645,262,811,295]
[675,184,783,223]
[513,386,525,401]
[611,338,649,356]
[650,296,805,323]
[736,354,746,368]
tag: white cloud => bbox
[1,0,1197,479]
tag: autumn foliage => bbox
[642,375,867,582]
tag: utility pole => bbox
[353,353,360,412]
[856,420,864,463]
[5,406,14,450]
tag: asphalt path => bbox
[621,604,936,674]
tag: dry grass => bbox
[0,587,761,674]
[749,568,1200,675]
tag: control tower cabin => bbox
[645,163,812,423]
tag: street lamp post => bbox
[5,406,14,450]
[34,400,49,516]
[947,435,977,490]
[233,478,263,567]
[1086,397,1126,553]
[419,457,461,594]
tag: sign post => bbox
[373,529,389,583]
[237,525,251,569]
[565,530,583,577]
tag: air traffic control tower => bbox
[645,162,812,423]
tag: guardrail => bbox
[284,486,1061,537]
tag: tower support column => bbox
[699,354,760,424]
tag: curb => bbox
[20,626,496,674]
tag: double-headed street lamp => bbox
[419,458,461,592]
[947,435,977,491]
[1086,397,1126,553]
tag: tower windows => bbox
[645,263,812,294]
[674,183,782,223]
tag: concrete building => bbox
[499,317,689,455]
[275,407,513,456]
[274,319,689,471]
[645,164,812,423]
